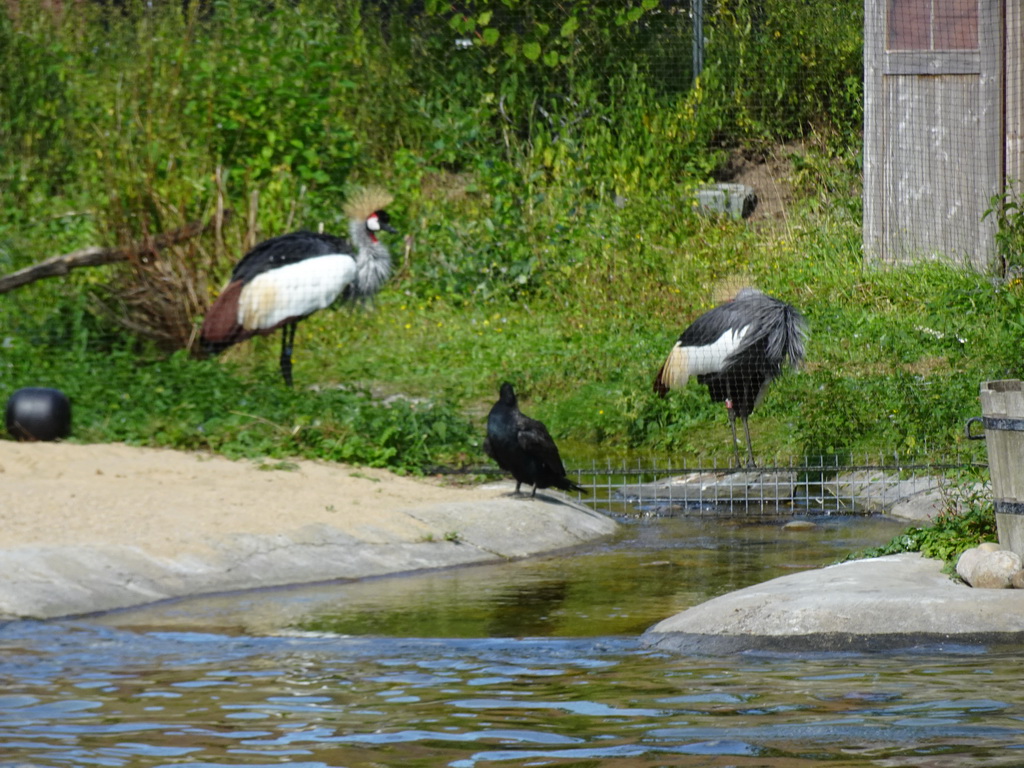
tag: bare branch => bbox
[0,213,231,294]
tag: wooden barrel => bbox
[979,380,1024,555]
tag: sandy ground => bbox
[0,441,499,556]
[0,441,617,619]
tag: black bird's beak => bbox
[381,221,397,234]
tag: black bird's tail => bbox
[554,476,587,494]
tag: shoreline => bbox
[0,441,618,619]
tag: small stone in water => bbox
[783,520,817,531]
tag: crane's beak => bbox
[381,221,397,234]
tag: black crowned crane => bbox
[200,186,397,386]
[483,382,586,498]
[653,288,808,467]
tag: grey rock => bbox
[782,520,817,531]
[618,470,796,506]
[824,470,941,515]
[956,546,1022,589]
[643,553,1024,653]
[888,487,946,521]
[695,183,758,219]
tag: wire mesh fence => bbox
[568,454,988,518]
[443,450,989,520]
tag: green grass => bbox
[2,177,1017,473]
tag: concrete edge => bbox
[0,493,619,621]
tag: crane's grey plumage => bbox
[201,187,396,386]
[483,382,585,498]
[653,288,808,467]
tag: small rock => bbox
[956,546,1022,589]
[1011,569,1024,590]
[978,541,1002,553]
[783,520,817,531]
[695,183,758,220]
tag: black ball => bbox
[5,387,72,442]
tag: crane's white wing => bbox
[238,254,357,331]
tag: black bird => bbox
[201,186,396,386]
[653,287,808,467]
[483,382,586,498]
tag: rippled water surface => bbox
[4,512,1024,766]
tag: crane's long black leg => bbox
[280,322,297,387]
[726,404,742,468]
[742,416,757,468]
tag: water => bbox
[4,511,1024,766]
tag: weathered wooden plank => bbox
[1006,0,1023,199]
[884,50,981,75]
[977,0,1003,268]
[862,0,886,263]
[883,74,989,266]
[979,380,1024,556]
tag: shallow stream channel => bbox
[4,504,1024,766]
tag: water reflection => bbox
[93,513,907,638]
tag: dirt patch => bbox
[715,144,800,223]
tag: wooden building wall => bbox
[864,0,1004,271]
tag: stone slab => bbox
[643,553,1024,653]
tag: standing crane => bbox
[653,288,808,467]
[483,382,586,498]
[200,187,396,386]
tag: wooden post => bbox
[979,380,1024,555]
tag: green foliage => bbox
[179,0,361,193]
[0,331,477,472]
[842,476,997,573]
[983,182,1024,277]
[701,0,864,150]
[0,7,76,199]
[425,0,679,105]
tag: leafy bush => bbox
[0,6,76,199]
[984,183,1024,277]
[701,0,864,149]
[842,475,997,573]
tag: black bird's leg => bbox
[280,322,297,386]
[531,484,538,498]
[741,416,757,468]
[514,481,522,495]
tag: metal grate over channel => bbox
[567,456,988,518]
